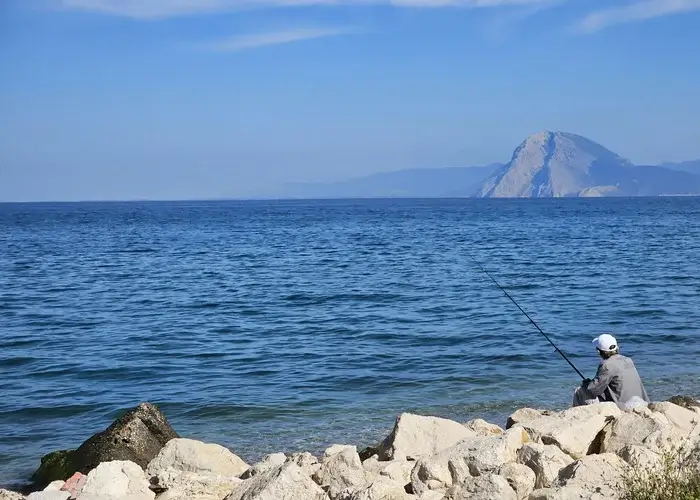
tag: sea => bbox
[1,198,699,488]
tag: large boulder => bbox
[32,403,178,486]
[648,402,700,437]
[152,469,243,500]
[286,452,321,477]
[464,419,504,437]
[516,443,574,489]
[79,460,155,499]
[147,438,249,480]
[410,428,528,495]
[599,408,668,454]
[312,446,369,500]
[497,463,536,500]
[225,462,328,500]
[377,413,476,461]
[513,403,621,459]
[506,409,551,430]
[0,491,26,500]
[618,444,663,471]
[667,395,700,410]
[240,453,286,479]
[348,477,411,500]
[445,474,516,500]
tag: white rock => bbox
[416,493,443,500]
[410,428,528,495]
[348,476,411,500]
[515,403,621,459]
[313,446,369,500]
[150,468,243,499]
[506,409,550,430]
[618,444,663,471]
[286,452,321,477]
[324,445,356,458]
[445,473,516,500]
[146,439,249,479]
[0,491,26,500]
[464,419,504,436]
[240,453,286,479]
[552,453,629,499]
[377,413,476,461]
[380,461,415,486]
[44,482,65,492]
[27,493,69,500]
[224,462,327,500]
[497,463,536,500]
[648,402,700,437]
[81,461,154,500]
[599,408,667,454]
[516,443,573,489]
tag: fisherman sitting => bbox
[573,334,649,409]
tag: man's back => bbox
[597,354,649,405]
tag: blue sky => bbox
[1,0,699,201]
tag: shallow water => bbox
[1,198,699,487]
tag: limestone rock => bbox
[618,444,663,471]
[416,493,444,500]
[497,463,535,500]
[240,453,286,479]
[553,453,629,499]
[380,461,414,486]
[80,460,154,499]
[445,474,516,500]
[0,491,26,500]
[599,409,667,454]
[377,413,476,461]
[60,472,87,499]
[667,395,700,409]
[287,452,321,477]
[27,492,69,500]
[515,403,621,459]
[348,476,411,500]
[224,462,327,500]
[516,443,574,489]
[506,409,550,430]
[648,402,700,437]
[410,428,528,495]
[32,403,178,486]
[313,446,369,500]
[44,482,65,492]
[151,469,242,500]
[464,419,504,437]
[146,438,249,480]
[324,445,356,458]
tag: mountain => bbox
[276,165,501,199]
[660,160,700,176]
[477,131,700,198]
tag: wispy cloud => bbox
[576,0,700,34]
[58,0,558,19]
[194,27,358,52]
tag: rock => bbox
[0,491,26,500]
[146,438,249,480]
[240,453,286,479]
[416,493,443,500]
[506,409,550,430]
[313,446,369,500]
[380,461,414,486]
[648,402,700,437]
[80,460,154,499]
[324,445,356,458]
[514,403,621,459]
[599,408,669,454]
[60,472,86,499]
[224,462,327,500]
[618,444,663,471]
[32,403,178,486]
[26,493,69,500]
[377,413,476,461]
[410,428,528,495]
[348,476,411,500]
[497,463,536,500]
[464,419,504,437]
[553,453,629,499]
[151,469,243,500]
[445,474,516,500]
[667,395,700,409]
[361,456,383,475]
[516,443,573,489]
[286,452,321,477]
[43,482,64,492]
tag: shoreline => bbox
[3,395,699,500]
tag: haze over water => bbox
[1,198,699,487]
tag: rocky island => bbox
[3,396,699,500]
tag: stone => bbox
[151,469,242,500]
[286,452,321,477]
[599,408,667,454]
[0,491,26,500]
[313,446,369,500]
[445,474,516,500]
[648,402,700,437]
[60,472,87,499]
[377,413,476,461]
[380,461,415,486]
[618,444,663,471]
[43,482,64,492]
[324,445,356,458]
[348,476,411,500]
[146,438,249,480]
[80,460,154,499]
[416,493,444,500]
[514,403,621,459]
[464,419,504,437]
[516,443,574,489]
[553,453,629,499]
[497,463,536,500]
[410,428,528,495]
[240,453,286,479]
[32,403,178,486]
[224,462,327,500]
[506,409,551,430]
[26,493,69,500]
[668,395,700,409]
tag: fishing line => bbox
[468,253,585,380]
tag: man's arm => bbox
[585,362,614,397]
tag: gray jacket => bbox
[584,354,649,406]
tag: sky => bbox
[1,0,700,201]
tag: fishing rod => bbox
[468,254,585,380]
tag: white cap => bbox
[593,334,618,352]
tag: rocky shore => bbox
[3,396,700,500]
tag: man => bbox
[573,334,649,409]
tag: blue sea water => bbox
[1,198,699,488]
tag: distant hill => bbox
[660,160,700,176]
[477,131,700,198]
[277,165,501,199]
